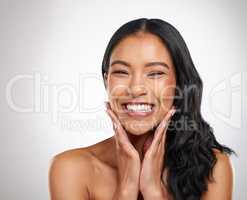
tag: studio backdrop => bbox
[0,0,246,199]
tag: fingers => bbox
[149,107,176,152]
[105,101,135,151]
[105,102,120,132]
[105,103,125,139]
[159,116,170,154]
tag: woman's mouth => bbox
[121,102,155,117]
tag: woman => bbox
[49,18,235,200]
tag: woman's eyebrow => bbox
[145,61,169,69]
[111,60,131,67]
[110,60,169,69]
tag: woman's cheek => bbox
[158,83,176,113]
[108,82,128,112]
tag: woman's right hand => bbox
[105,102,140,200]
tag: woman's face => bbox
[105,32,176,135]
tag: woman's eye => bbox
[112,70,128,75]
[148,72,166,77]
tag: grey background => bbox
[0,0,246,199]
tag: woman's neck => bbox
[105,129,155,169]
[126,129,155,160]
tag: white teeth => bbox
[126,104,152,112]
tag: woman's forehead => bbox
[109,33,173,67]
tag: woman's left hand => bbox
[139,107,176,200]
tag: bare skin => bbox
[49,137,233,200]
[49,32,233,200]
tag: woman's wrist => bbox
[142,191,165,200]
[141,182,167,200]
[113,184,139,200]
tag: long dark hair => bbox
[101,18,235,200]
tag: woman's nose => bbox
[129,74,147,98]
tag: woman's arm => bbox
[106,103,141,200]
[202,150,233,200]
[49,151,91,200]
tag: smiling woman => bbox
[49,18,235,200]
[104,31,176,136]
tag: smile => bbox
[121,103,155,117]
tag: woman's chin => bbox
[123,122,155,136]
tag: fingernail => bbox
[162,120,167,127]
[170,109,176,116]
[113,123,118,130]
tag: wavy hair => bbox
[101,18,235,200]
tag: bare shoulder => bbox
[50,146,94,168]
[49,147,95,200]
[202,149,233,200]
[212,148,233,181]
[49,147,94,179]
[49,137,115,200]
